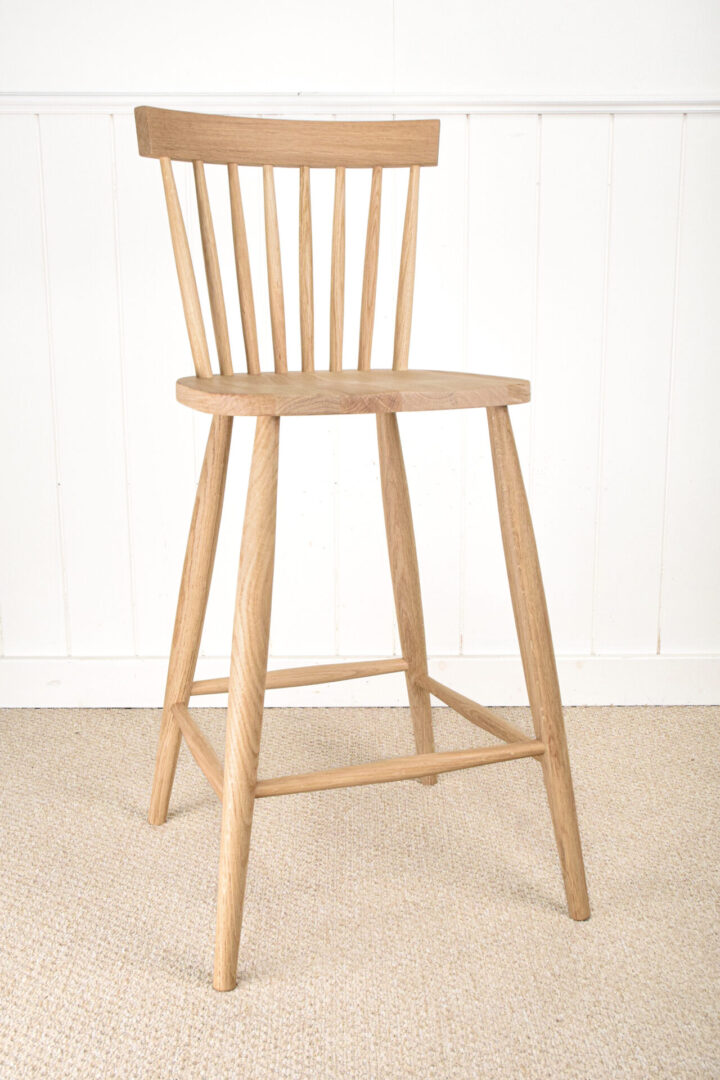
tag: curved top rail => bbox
[135,107,440,168]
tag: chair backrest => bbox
[135,107,440,378]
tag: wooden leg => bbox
[214,416,280,991]
[377,413,436,781]
[487,406,590,920]
[149,415,233,826]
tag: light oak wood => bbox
[172,703,224,800]
[137,109,591,991]
[393,165,420,371]
[358,167,382,371]
[136,107,440,168]
[148,415,232,825]
[159,157,212,378]
[299,166,314,371]
[418,674,530,744]
[171,707,544,804]
[377,412,435,781]
[263,166,287,372]
[255,740,546,798]
[228,164,260,374]
[214,416,280,992]
[189,657,409,696]
[487,405,590,921]
[193,160,233,376]
[177,369,530,417]
[330,167,345,371]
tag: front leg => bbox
[214,416,280,991]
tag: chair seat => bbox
[176,368,530,417]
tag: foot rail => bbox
[254,740,545,798]
[189,657,409,697]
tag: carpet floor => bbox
[0,705,718,1079]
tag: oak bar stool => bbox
[134,106,590,992]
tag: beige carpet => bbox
[0,705,718,1079]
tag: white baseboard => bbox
[0,655,718,707]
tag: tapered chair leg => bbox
[377,413,436,780]
[149,415,233,826]
[487,406,590,920]
[214,416,280,991]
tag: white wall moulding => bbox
[1,101,718,705]
[0,94,719,115]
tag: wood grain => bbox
[136,107,440,168]
[393,165,420,370]
[330,167,346,371]
[177,369,530,416]
[159,156,212,378]
[148,415,232,825]
[193,160,233,375]
[358,167,382,370]
[189,657,409,696]
[418,674,530,744]
[214,416,280,991]
[255,740,545,798]
[172,703,224,800]
[132,107,598,992]
[299,166,314,371]
[487,405,590,921]
[377,412,435,778]
[228,163,260,374]
[263,166,287,372]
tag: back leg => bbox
[487,406,589,919]
[377,413,436,781]
[149,414,233,825]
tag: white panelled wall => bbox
[1,94,718,706]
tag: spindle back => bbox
[135,106,440,378]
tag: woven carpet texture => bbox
[0,706,718,1079]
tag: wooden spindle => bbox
[330,167,346,371]
[193,161,233,376]
[393,165,420,371]
[159,157,212,378]
[263,165,287,372]
[358,166,382,371]
[228,164,260,374]
[298,166,314,371]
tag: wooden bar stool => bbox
[134,106,590,992]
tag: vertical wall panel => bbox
[199,160,262,657]
[336,415,395,657]
[0,102,718,706]
[270,414,337,657]
[660,114,720,654]
[336,119,398,656]
[39,114,134,655]
[187,158,245,658]
[0,116,66,655]
[113,114,197,657]
[399,117,467,655]
[531,115,611,654]
[593,115,683,654]
[269,144,336,657]
[463,114,539,656]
